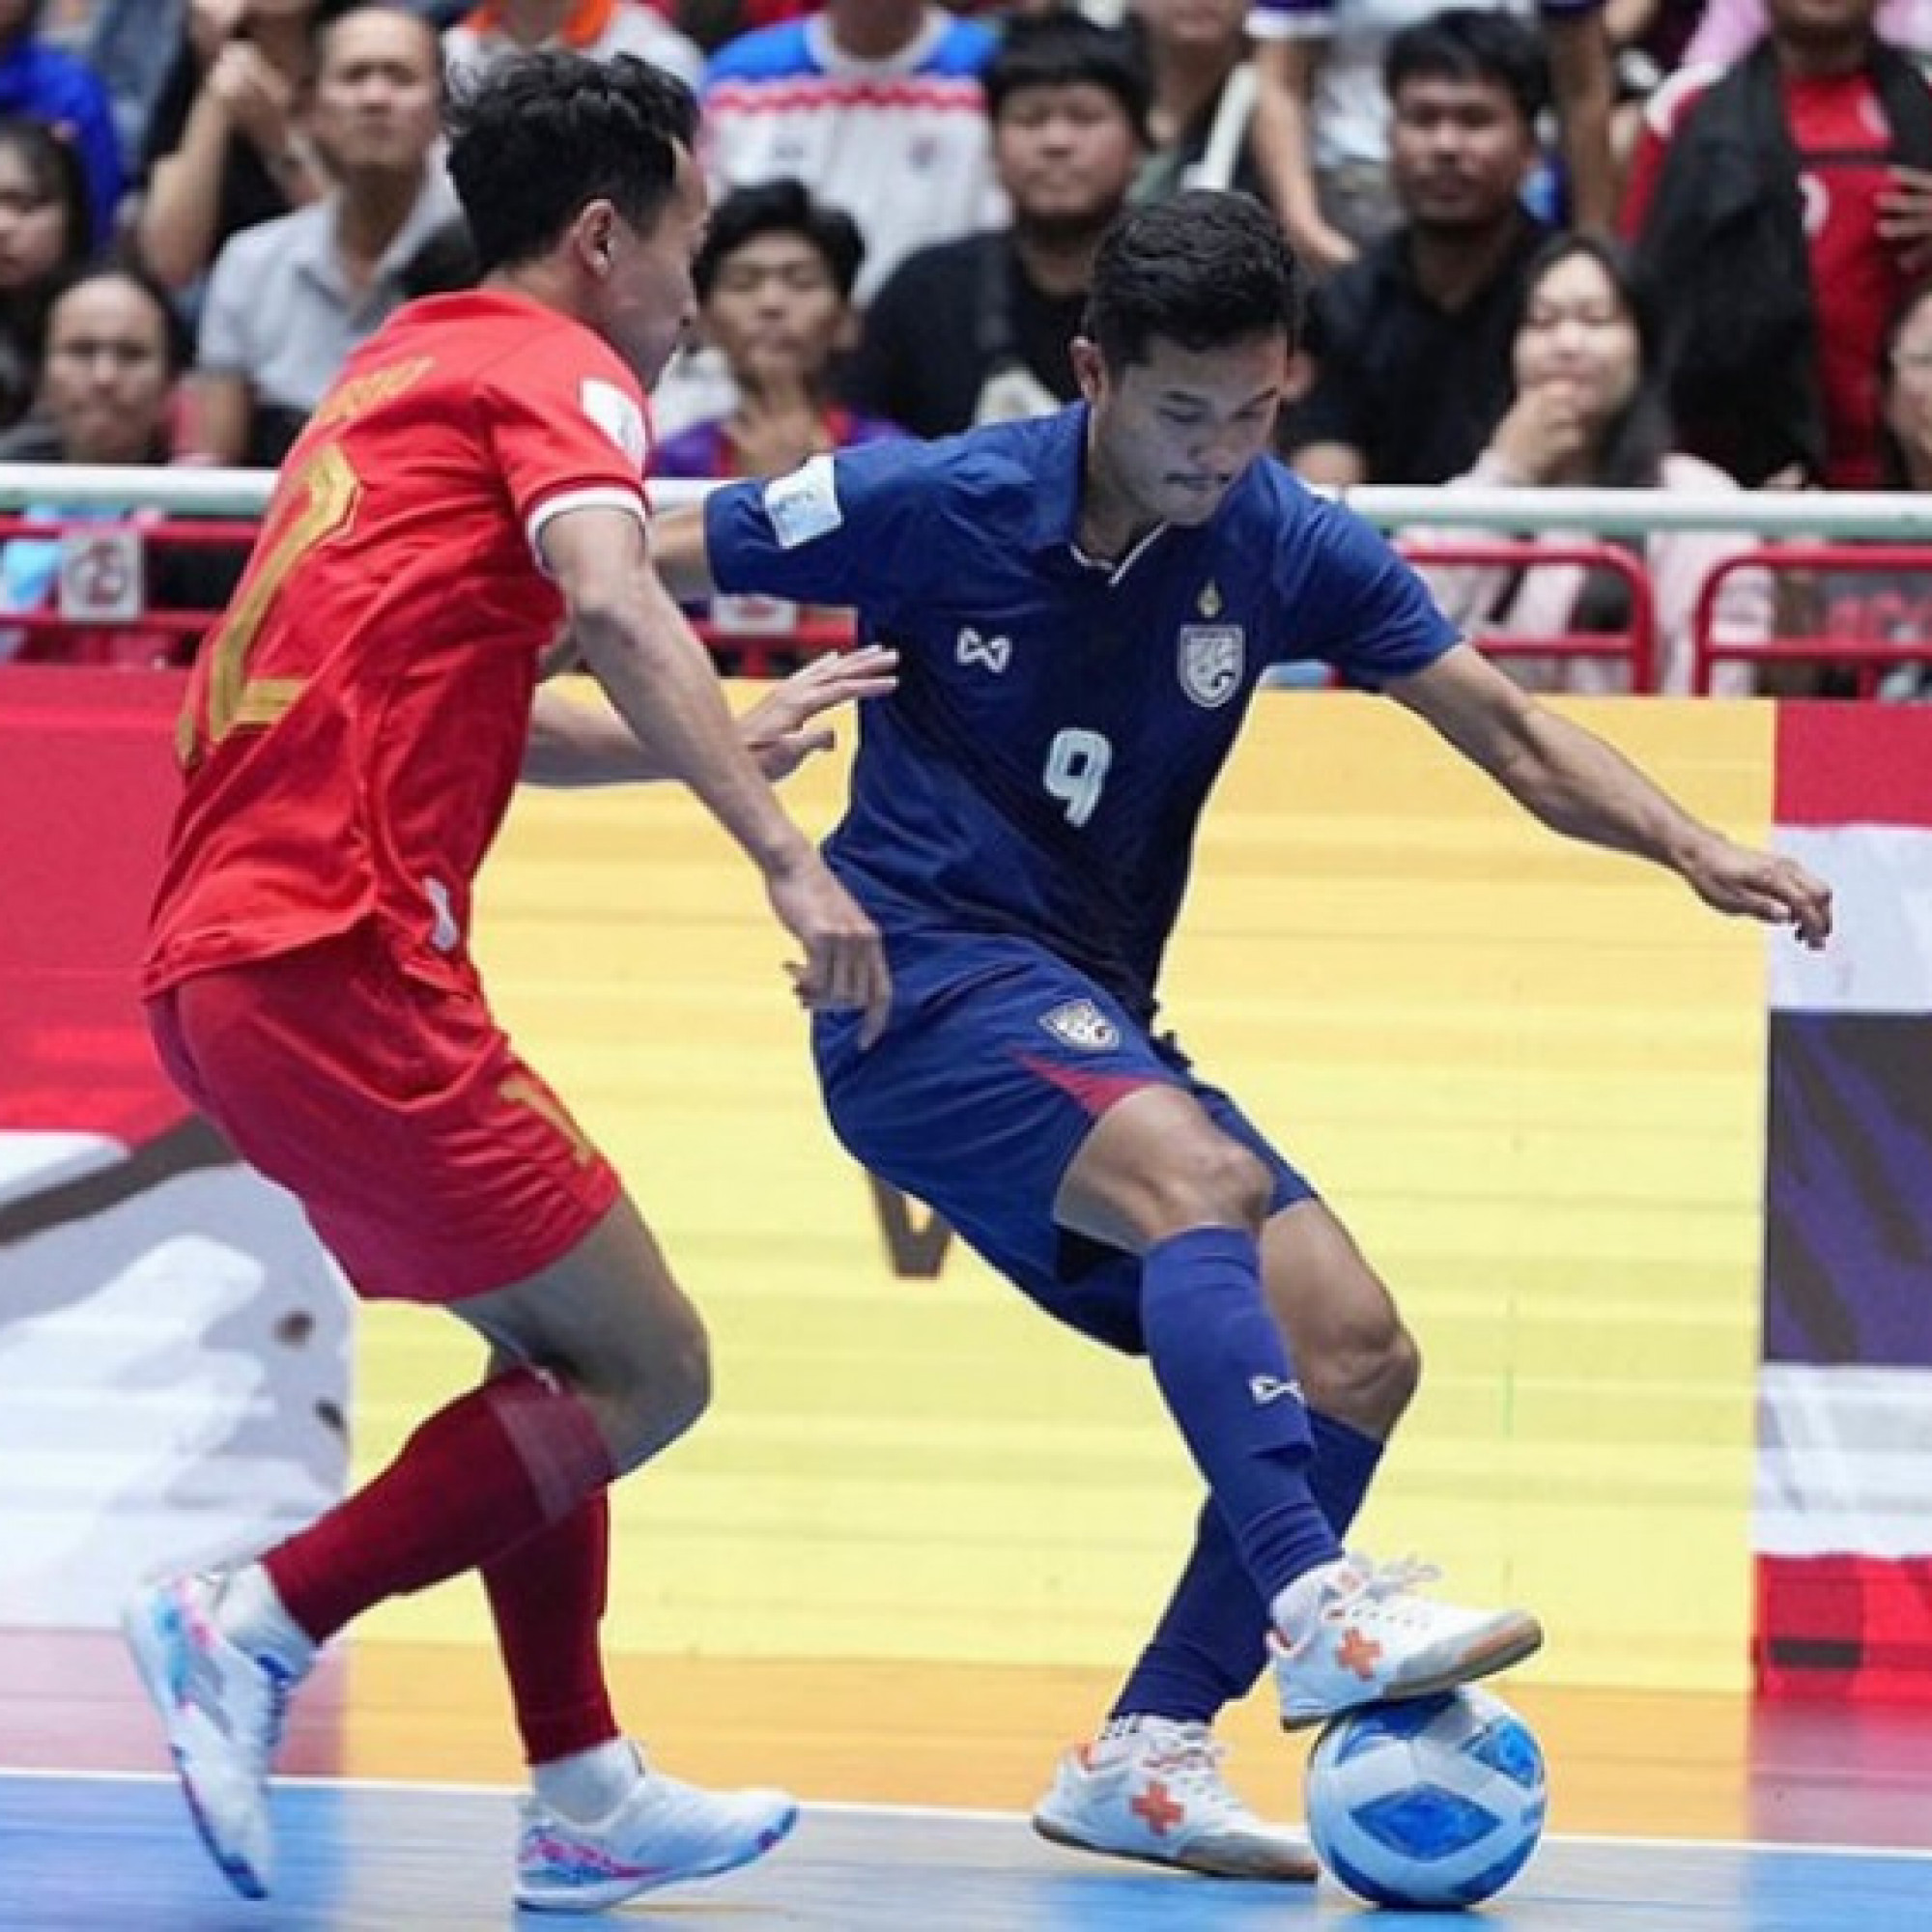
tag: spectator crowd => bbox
[1,0,1930,690]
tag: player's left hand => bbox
[739,645,897,782]
[1680,837,1833,949]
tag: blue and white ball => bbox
[1305,1688,1548,1909]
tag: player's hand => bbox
[1679,835,1833,949]
[766,852,893,1045]
[738,646,897,782]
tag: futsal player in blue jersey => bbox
[654,190,1833,1882]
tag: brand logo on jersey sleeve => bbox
[762,454,843,550]
[580,378,648,470]
[1038,999,1120,1052]
[955,626,1011,672]
[1178,624,1245,708]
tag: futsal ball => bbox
[1304,1687,1548,1909]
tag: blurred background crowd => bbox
[1,0,1929,693]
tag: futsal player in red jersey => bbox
[124,51,891,1912]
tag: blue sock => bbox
[1109,1410,1388,1723]
[1138,1227,1340,1604]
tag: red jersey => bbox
[1624,62,1920,487]
[144,290,652,997]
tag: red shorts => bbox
[146,924,622,1304]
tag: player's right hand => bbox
[767,854,893,1046]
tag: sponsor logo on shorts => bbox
[1039,999,1119,1052]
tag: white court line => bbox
[4,1763,1932,1866]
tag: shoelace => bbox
[1333,1553,1450,1634]
[1132,1730,1249,1822]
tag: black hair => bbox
[1081,189,1301,369]
[1876,278,1932,487]
[984,11,1151,143]
[1383,8,1549,127]
[445,51,698,274]
[0,114,95,269]
[1518,230,1671,490]
[694,179,866,303]
[313,3,444,76]
[41,259,193,375]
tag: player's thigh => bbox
[1260,1198,1417,1430]
[812,937,1179,1300]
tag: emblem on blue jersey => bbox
[956,625,1011,673]
[1039,999,1120,1052]
[762,454,843,550]
[1178,624,1245,708]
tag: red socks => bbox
[266,1365,612,1645]
[483,1492,621,1764]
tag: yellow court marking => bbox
[353,693,1775,1693]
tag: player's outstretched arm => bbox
[1388,642,1833,948]
[539,504,892,1040]
[524,647,897,788]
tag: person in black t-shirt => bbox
[844,11,1147,440]
[1280,10,1550,488]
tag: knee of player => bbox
[606,1323,713,1470]
[1156,1137,1274,1234]
[1307,1314,1421,1425]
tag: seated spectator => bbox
[1683,0,1932,68]
[845,10,1145,438]
[1132,0,1265,203]
[700,0,1003,303]
[0,0,124,246]
[1804,279,1932,696]
[1246,0,1615,271]
[440,0,703,92]
[136,0,359,295]
[0,263,247,667]
[0,113,95,426]
[1406,232,1770,695]
[1282,9,1551,487]
[1623,0,1932,487]
[657,179,899,480]
[657,179,900,668]
[190,5,454,465]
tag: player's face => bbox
[994,84,1144,232]
[43,277,176,465]
[597,146,708,391]
[1076,330,1290,531]
[700,232,850,389]
[1389,75,1535,233]
[1514,250,1640,430]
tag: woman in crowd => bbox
[1408,230,1769,696]
[0,262,245,666]
[0,115,96,429]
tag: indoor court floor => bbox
[2,1635,1930,1930]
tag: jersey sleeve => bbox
[473,335,651,563]
[703,439,934,611]
[1282,497,1459,687]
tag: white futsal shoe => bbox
[1033,1717,1319,1881]
[1271,1553,1543,1731]
[514,1751,799,1913]
[122,1571,300,1899]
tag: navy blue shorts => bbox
[812,932,1317,1354]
